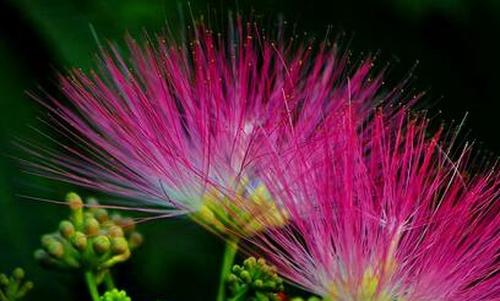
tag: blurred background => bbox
[0,0,499,300]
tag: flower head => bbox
[28,16,382,237]
[245,107,499,300]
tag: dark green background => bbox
[0,0,499,300]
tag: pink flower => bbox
[245,107,499,300]
[27,17,382,235]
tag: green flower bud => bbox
[108,225,124,238]
[227,273,238,283]
[240,270,251,283]
[128,232,143,249]
[34,249,48,261]
[93,236,111,254]
[84,217,100,236]
[111,237,129,255]
[46,240,65,258]
[66,192,83,210]
[94,208,109,223]
[254,279,264,288]
[113,216,135,233]
[12,268,25,280]
[59,220,75,238]
[232,265,243,274]
[244,257,257,268]
[72,232,87,251]
[41,234,54,248]
[0,273,9,286]
[67,192,84,229]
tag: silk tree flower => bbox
[244,107,499,301]
[25,17,384,238]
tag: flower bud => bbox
[244,257,257,268]
[240,270,251,283]
[93,236,111,254]
[46,240,64,258]
[114,216,135,233]
[128,232,143,249]
[34,249,48,261]
[93,208,109,223]
[66,192,83,210]
[227,273,238,283]
[59,220,75,238]
[111,237,129,255]
[84,217,100,236]
[41,234,54,248]
[72,232,87,250]
[13,268,25,280]
[108,225,124,238]
[254,279,264,288]
[67,192,84,228]
[0,273,9,286]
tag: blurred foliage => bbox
[0,0,499,300]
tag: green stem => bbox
[103,272,115,290]
[0,290,8,301]
[84,271,101,301]
[216,239,239,301]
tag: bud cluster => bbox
[34,193,143,273]
[100,289,131,301]
[195,180,287,238]
[0,268,33,301]
[227,257,284,301]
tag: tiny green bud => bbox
[72,232,88,250]
[0,273,9,286]
[13,267,25,280]
[84,217,100,236]
[41,234,54,248]
[66,192,83,210]
[254,279,264,288]
[94,208,109,223]
[240,270,251,283]
[34,249,48,261]
[59,220,75,238]
[46,240,64,258]
[24,281,34,290]
[107,225,124,238]
[232,265,242,273]
[111,237,129,255]
[113,216,135,232]
[227,273,238,283]
[244,257,257,268]
[128,232,143,249]
[93,236,111,254]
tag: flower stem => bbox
[103,271,115,290]
[84,271,101,301]
[216,239,239,301]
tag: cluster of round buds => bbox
[34,193,143,273]
[100,289,131,301]
[193,180,288,238]
[0,268,33,300]
[227,257,284,301]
